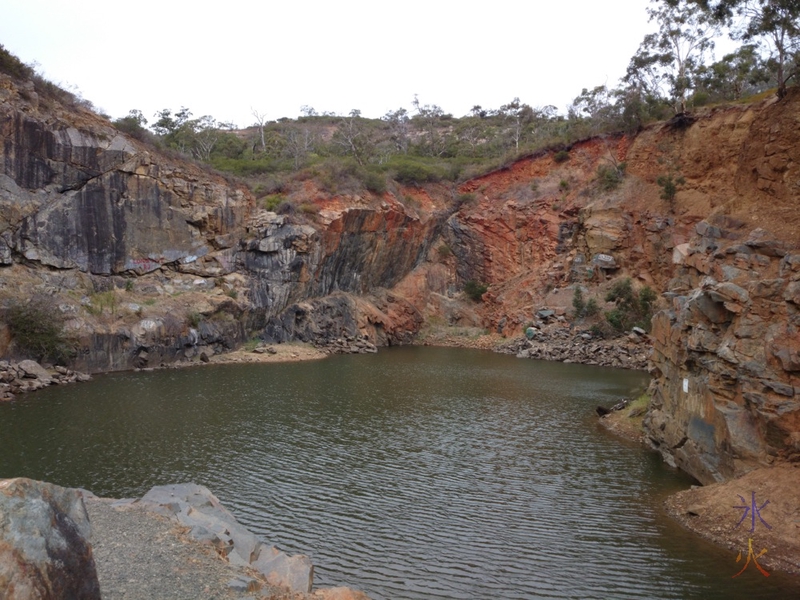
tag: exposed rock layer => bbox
[0,478,100,600]
[646,221,800,484]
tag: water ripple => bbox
[2,348,799,599]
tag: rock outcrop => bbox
[0,73,441,372]
[646,220,800,484]
[114,483,315,594]
[2,66,800,491]
[0,478,100,600]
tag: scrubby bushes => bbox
[4,296,74,363]
[604,278,657,332]
[464,280,488,302]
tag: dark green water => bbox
[1,347,797,599]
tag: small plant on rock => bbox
[597,162,626,191]
[554,150,570,163]
[657,173,685,203]
[572,286,586,316]
[464,280,488,302]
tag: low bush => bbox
[4,296,74,363]
[261,194,284,211]
[657,173,685,203]
[553,150,570,163]
[604,278,657,332]
[596,162,626,191]
[386,156,446,184]
[464,280,488,302]
[0,44,34,80]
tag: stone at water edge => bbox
[252,544,314,593]
[16,360,52,384]
[0,478,101,600]
[313,587,372,600]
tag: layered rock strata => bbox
[646,221,800,484]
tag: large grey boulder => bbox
[16,361,52,384]
[0,478,100,600]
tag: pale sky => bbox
[1,0,661,127]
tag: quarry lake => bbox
[2,346,798,599]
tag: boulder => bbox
[0,478,100,600]
[314,587,372,600]
[252,544,314,593]
[16,361,52,384]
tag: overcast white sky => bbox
[2,0,662,127]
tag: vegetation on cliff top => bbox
[2,1,797,202]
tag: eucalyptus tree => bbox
[626,0,720,112]
[332,109,375,167]
[695,0,800,97]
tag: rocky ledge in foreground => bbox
[0,478,370,600]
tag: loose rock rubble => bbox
[315,334,378,355]
[0,360,91,401]
[497,324,650,370]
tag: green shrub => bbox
[572,286,586,316]
[604,278,657,332]
[187,312,202,328]
[657,173,685,203]
[261,194,284,211]
[299,202,319,215]
[5,296,74,363]
[585,297,600,316]
[363,169,387,195]
[553,150,570,163]
[387,156,445,184]
[85,291,118,316]
[589,323,605,338]
[464,280,488,302]
[559,179,570,192]
[0,44,34,80]
[456,192,476,205]
[597,163,626,191]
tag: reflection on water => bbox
[1,347,798,599]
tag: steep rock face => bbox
[646,221,800,484]
[263,290,422,348]
[0,99,251,275]
[317,204,440,296]
[0,74,442,370]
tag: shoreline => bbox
[598,408,800,576]
[8,334,797,577]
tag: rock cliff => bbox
[1,71,799,485]
[646,222,800,484]
[0,73,443,372]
